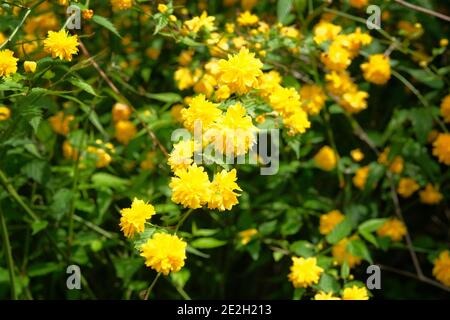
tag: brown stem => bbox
[394,0,450,22]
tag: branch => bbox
[394,0,450,22]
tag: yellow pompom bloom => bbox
[440,94,450,123]
[174,67,195,90]
[397,178,419,198]
[181,94,222,131]
[432,133,450,165]
[269,86,303,116]
[168,140,198,173]
[361,54,391,85]
[44,30,79,61]
[433,251,450,287]
[300,85,327,115]
[87,146,112,168]
[239,228,258,245]
[111,0,133,11]
[170,164,211,209]
[353,165,369,190]
[389,156,404,174]
[205,102,257,156]
[119,198,156,238]
[0,106,11,121]
[140,233,187,275]
[241,0,257,10]
[24,61,37,73]
[332,238,362,268]
[314,146,337,171]
[283,109,311,136]
[215,85,231,101]
[49,111,75,135]
[321,42,352,71]
[377,218,407,241]
[0,49,18,77]
[157,4,168,13]
[62,140,79,160]
[112,102,132,122]
[319,210,345,235]
[419,183,443,205]
[208,169,242,211]
[314,291,341,300]
[350,148,364,162]
[288,257,324,288]
[313,21,342,44]
[257,71,282,98]
[341,90,368,113]
[349,0,368,9]
[237,11,259,26]
[325,71,356,96]
[342,286,369,300]
[115,120,137,145]
[217,47,263,95]
[183,11,216,33]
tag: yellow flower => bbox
[87,146,112,168]
[205,102,257,156]
[389,156,404,174]
[168,140,198,173]
[44,30,79,61]
[313,21,342,44]
[349,0,368,9]
[351,148,364,162]
[0,49,18,77]
[432,133,450,165]
[217,47,263,95]
[433,251,450,287]
[257,71,282,98]
[332,238,362,268]
[321,41,352,71]
[377,218,407,241]
[280,26,300,39]
[24,61,37,73]
[237,11,259,26]
[0,106,11,121]
[119,198,156,238]
[181,94,222,131]
[440,94,450,123]
[49,111,75,135]
[208,169,242,211]
[341,90,368,113]
[397,178,419,198]
[170,164,211,209]
[269,86,302,116]
[140,233,187,275]
[62,140,78,160]
[288,257,324,288]
[174,67,195,91]
[140,151,156,171]
[183,11,215,33]
[115,120,137,145]
[111,0,133,11]
[215,85,231,101]
[342,285,369,300]
[440,39,449,47]
[239,228,258,245]
[283,110,311,136]
[112,102,132,122]
[300,85,327,115]
[361,54,391,85]
[325,71,356,96]
[157,4,168,13]
[353,165,369,190]
[178,49,194,66]
[241,0,257,10]
[319,210,345,235]
[314,146,337,171]
[419,183,443,205]
[170,104,184,123]
[314,291,341,300]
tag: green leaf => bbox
[133,226,156,250]
[91,173,129,191]
[316,273,340,293]
[21,160,49,184]
[31,220,48,235]
[69,77,98,96]
[347,239,373,263]
[409,108,433,143]
[277,0,293,24]
[146,92,182,103]
[28,262,61,277]
[190,237,227,249]
[290,240,314,257]
[340,261,350,279]
[293,287,306,300]
[400,68,444,89]
[326,219,353,244]
[171,268,191,289]
[92,15,121,38]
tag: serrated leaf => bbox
[70,77,98,96]
[347,239,372,263]
[326,219,353,244]
[92,15,121,38]
[290,240,314,257]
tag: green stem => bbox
[144,272,161,300]
[0,206,17,299]
[175,209,193,233]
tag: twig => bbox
[144,272,161,300]
[78,40,169,157]
[394,0,450,22]
[380,264,450,293]
[0,206,17,299]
